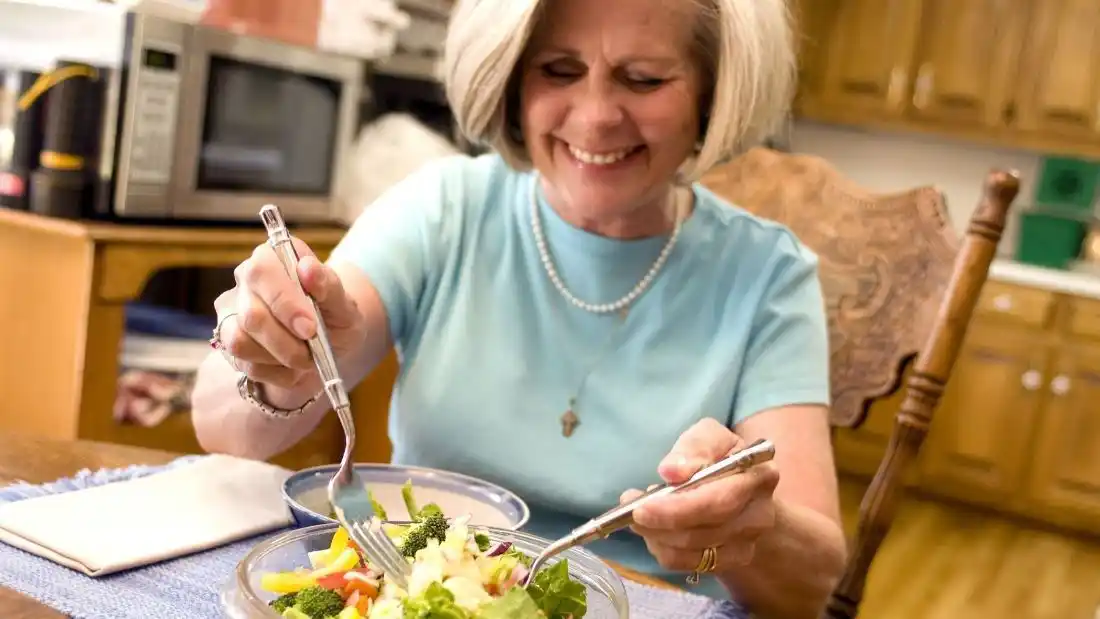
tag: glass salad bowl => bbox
[220,522,630,618]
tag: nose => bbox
[572,79,624,130]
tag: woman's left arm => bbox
[721,403,847,618]
[627,407,847,619]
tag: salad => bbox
[261,481,588,619]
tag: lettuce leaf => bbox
[401,582,470,619]
[478,587,544,619]
[526,560,588,619]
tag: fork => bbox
[259,204,410,589]
[524,438,777,587]
[347,518,412,589]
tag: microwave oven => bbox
[28,12,364,224]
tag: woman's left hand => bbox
[621,418,780,574]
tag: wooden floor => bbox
[840,478,1100,619]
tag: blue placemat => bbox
[0,458,749,619]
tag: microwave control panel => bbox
[126,46,181,186]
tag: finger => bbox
[236,361,309,390]
[635,462,778,529]
[658,418,740,483]
[235,289,314,370]
[218,313,279,366]
[632,498,775,550]
[630,521,733,550]
[642,538,754,572]
[297,256,358,329]
[235,243,316,340]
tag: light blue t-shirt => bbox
[330,153,830,600]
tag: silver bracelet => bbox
[236,373,321,418]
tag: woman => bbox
[191,0,847,616]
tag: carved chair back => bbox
[699,147,1020,618]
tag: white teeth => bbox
[568,145,633,165]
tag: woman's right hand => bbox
[213,237,365,395]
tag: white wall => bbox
[786,120,1044,257]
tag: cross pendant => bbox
[560,408,579,438]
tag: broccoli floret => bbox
[399,511,449,557]
[416,502,444,521]
[292,585,344,619]
[269,592,298,613]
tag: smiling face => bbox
[518,0,705,237]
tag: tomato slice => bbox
[315,571,349,591]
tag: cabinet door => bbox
[1011,0,1100,139]
[792,0,842,112]
[1024,344,1100,532]
[905,0,1028,128]
[832,381,902,478]
[817,0,923,117]
[918,325,1049,507]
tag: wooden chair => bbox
[699,147,1021,619]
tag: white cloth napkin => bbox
[0,454,294,577]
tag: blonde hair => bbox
[442,0,796,181]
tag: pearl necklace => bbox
[530,178,685,315]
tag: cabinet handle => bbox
[886,66,907,108]
[992,293,1014,312]
[1050,374,1071,396]
[913,63,934,109]
[1021,370,1043,391]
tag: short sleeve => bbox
[731,238,831,425]
[328,157,457,349]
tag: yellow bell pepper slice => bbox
[311,547,361,578]
[329,526,351,556]
[310,526,352,569]
[260,571,317,594]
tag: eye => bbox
[541,60,584,81]
[624,75,667,92]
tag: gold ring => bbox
[686,546,719,585]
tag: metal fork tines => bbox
[347,518,412,590]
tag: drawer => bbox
[976,281,1056,327]
[1065,296,1100,340]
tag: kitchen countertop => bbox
[988,258,1100,300]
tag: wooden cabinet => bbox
[814,0,920,118]
[795,0,1100,159]
[790,0,839,112]
[903,0,1026,130]
[918,324,1049,507]
[834,279,1100,536]
[0,209,397,471]
[1023,310,1100,530]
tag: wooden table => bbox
[0,435,675,618]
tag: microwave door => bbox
[112,13,189,218]
[171,26,362,223]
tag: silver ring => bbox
[209,312,242,372]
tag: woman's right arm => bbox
[190,257,393,461]
[190,155,459,461]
